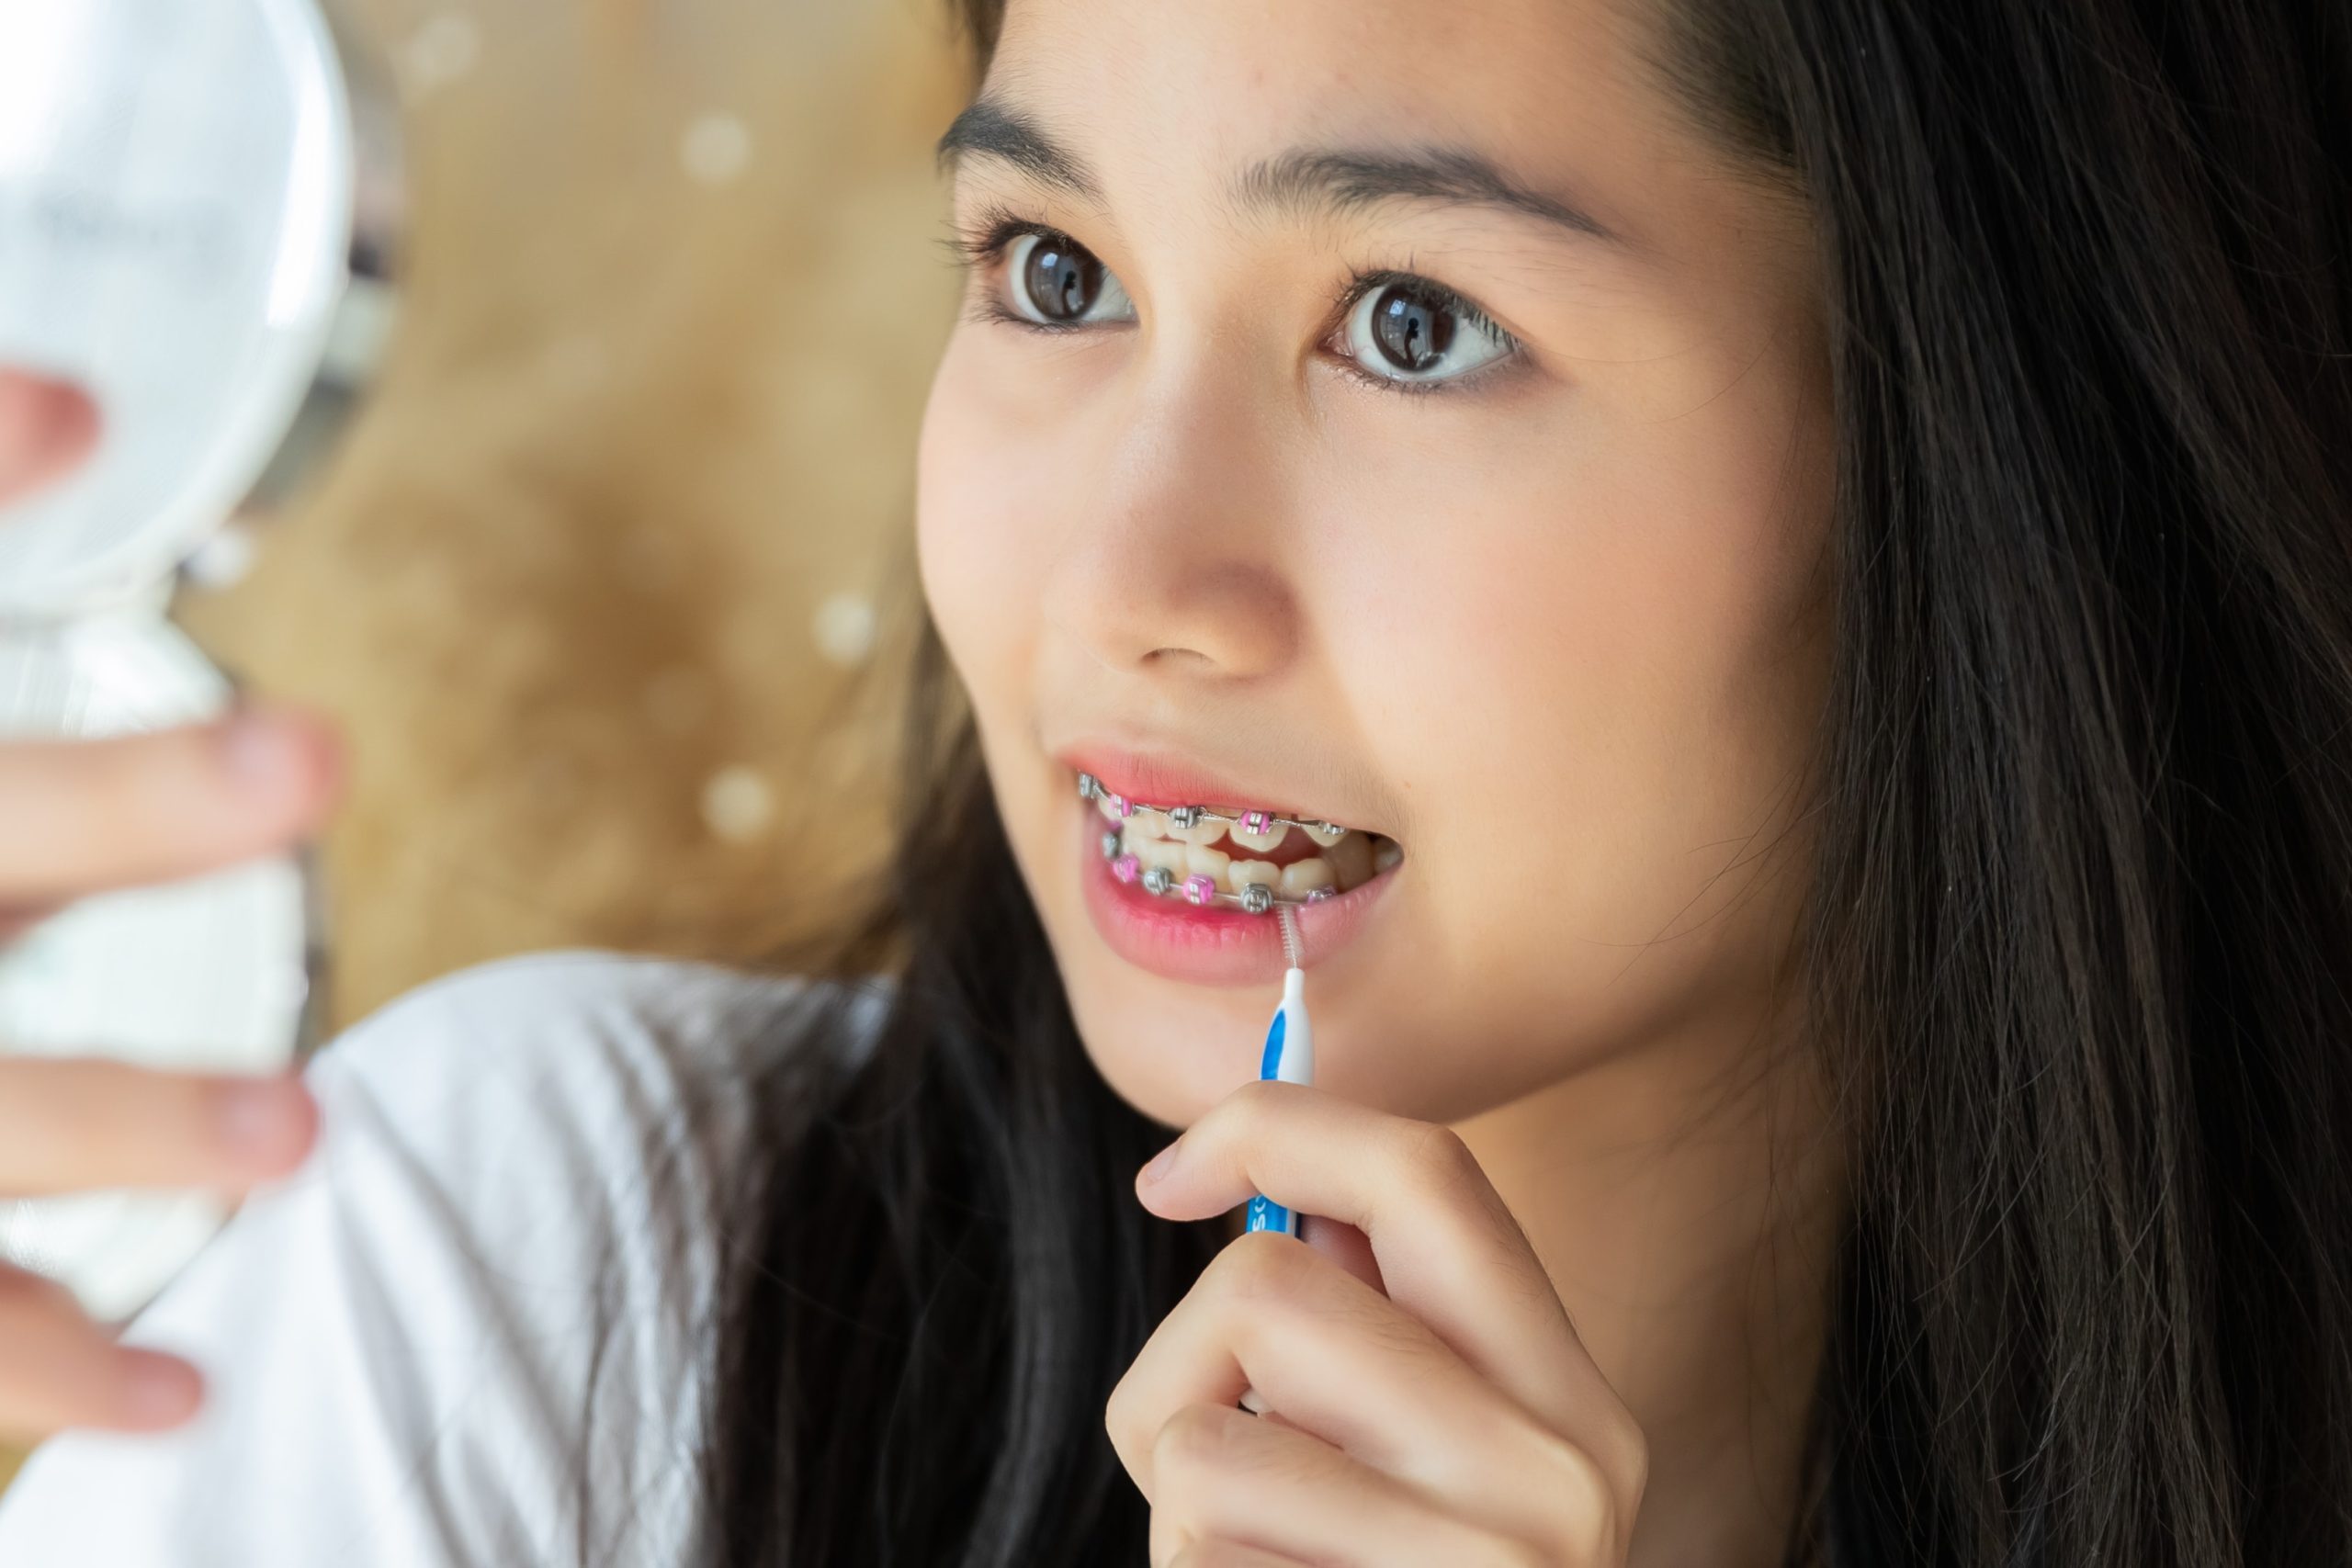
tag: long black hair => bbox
[639,0,2352,1562]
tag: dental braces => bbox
[1078,771,1341,916]
[1076,772,1351,840]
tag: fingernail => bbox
[121,1351,202,1426]
[219,703,313,788]
[1140,1140,1181,1185]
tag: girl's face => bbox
[917,0,1835,1130]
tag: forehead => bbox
[981,0,1715,254]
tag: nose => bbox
[1039,351,1301,683]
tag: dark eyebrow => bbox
[934,96,1625,247]
[934,97,1105,202]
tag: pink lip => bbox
[1074,796,1398,988]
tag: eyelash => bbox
[940,204,1524,400]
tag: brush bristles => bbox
[1277,904,1304,969]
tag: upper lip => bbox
[1053,741,1384,837]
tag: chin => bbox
[1060,964,1270,1132]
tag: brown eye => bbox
[1339,276,1516,389]
[1369,283,1457,372]
[1006,231,1135,325]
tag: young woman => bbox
[1,0,2347,1563]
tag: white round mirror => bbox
[0,0,400,1322]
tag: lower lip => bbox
[1076,807,1399,987]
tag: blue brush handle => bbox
[1244,1008,1298,1235]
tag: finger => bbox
[0,1266,203,1440]
[0,1058,317,1195]
[1231,1216,1381,1422]
[1148,1401,1576,1568]
[0,701,343,905]
[1115,1232,1449,1483]
[0,370,99,505]
[0,897,67,949]
[1232,1214,1380,1417]
[1165,1540,1310,1568]
[1136,1079,1606,1434]
[1111,1230,1620,1552]
[1298,1213,1382,1295]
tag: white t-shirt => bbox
[0,947,888,1567]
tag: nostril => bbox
[0,368,102,508]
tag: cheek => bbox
[915,333,1050,709]
[1311,360,1832,1100]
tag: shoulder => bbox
[319,943,883,1112]
[0,948,890,1568]
[294,947,888,1370]
[307,946,885,1216]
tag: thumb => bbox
[1247,1215,1386,1433]
[1299,1213,1385,1295]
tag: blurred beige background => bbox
[198,0,969,1019]
[4,0,970,1489]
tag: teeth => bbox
[1182,843,1232,891]
[1278,858,1337,897]
[1228,859,1282,892]
[1102,791,1401,906]
[1228,818,1287,854]
[1169,814,1227,847]
[1325,831,1373,892]
[1126,832,1189,874]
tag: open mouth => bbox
[1078,772,1405,914]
